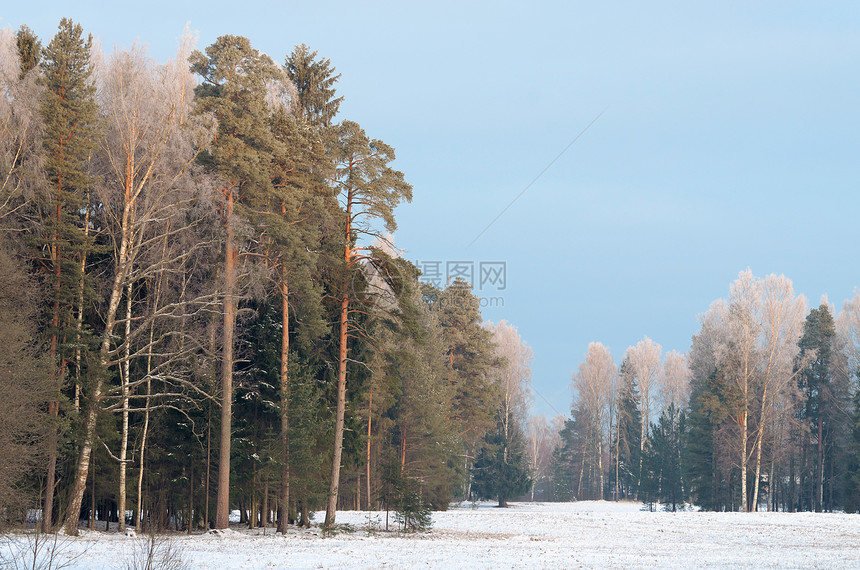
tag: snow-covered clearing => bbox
[4,501,859,569]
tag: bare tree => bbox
[485,320,533,458]
[0,28,43,223]
[572,342,616,499]
[836,290,860,378]
[624,336,662,496]
[662,351,691,411]
[749,273,806,509]
[62,36,214,535]
[526,414,564,501]
[708,270,807,512]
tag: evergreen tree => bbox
[325,119,412,527]
[190,34,291,529]
[796,303,852,511]
[472,417,532,507]
[612,363,641,500]
[643,404,685,511]
[269,45,339,532]
[37,18,99,533]
[549,419,577,501]
[430,280,501,459]
[286,44,343,128]
[684,368,740,511]
[15,25,41,77]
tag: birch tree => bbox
[526,415,564,500]
[837,291,860,378]
[662,351,691,411]
[572,342,616,499]
[623,337,662,497]
[62,37,214,535]
[749,273,806,510]
[706,270,806,512]
[0,27,43,223]
[485,320,533,458]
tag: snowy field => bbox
[4,501,860,569]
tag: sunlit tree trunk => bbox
[325,235,351,527]
[277,274,290,534]
[216,188,237,529]
[118,283,132,531]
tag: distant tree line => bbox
[551,269,860,512]
[0,19,534,534]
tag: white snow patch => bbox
[3,502,858,569]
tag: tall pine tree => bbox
[37,18,99,534]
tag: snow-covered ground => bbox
[4,501,859,569]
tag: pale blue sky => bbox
[5,2,860,417]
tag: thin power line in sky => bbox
[466,107,607,249]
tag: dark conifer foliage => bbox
[15,25,41,77]
[4,20,860,539]
[471,419,532,507]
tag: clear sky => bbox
[5,1,860,418]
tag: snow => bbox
[4,501,859,569]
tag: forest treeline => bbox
[0,20,537,534]
[3,19,859,538]
[551,270,860,513]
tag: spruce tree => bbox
[15,25,41,77]
[286,44,343,128]
[472,417,532,507]
[643,404,685,511]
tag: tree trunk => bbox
[598,425,604,500]
[817,415,824,512]
[216,189,237,529]
[135,337,153,532]
[366,385,372,510]
[741,409,748,512]
[262,479,268,530]
[278,276,290,534]
[43,212,62,532]
[118,284,132,532]
[188,457,194,534]
[751,384,771,512]
[63,167,135,535]
[325,189,353,528]
[614,417,621,501]
[325,287,349,527]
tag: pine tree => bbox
[190,35,293,529]
[325,120,411,527]
[797,303,836,511]
[37,18,99,533]
[270,45,340,532]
